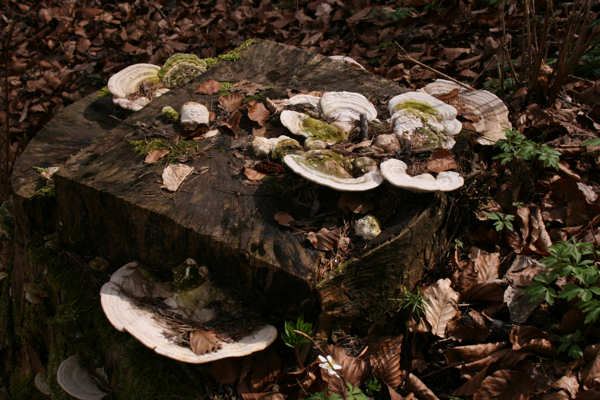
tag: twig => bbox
[393,41,475,91]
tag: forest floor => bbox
[1,1,600,399]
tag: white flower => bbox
[317,354,342,377]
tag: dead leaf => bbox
[553,375,579,398]
[388,385,404,400]
[306,228,340,252]
[144,149,169,164]
[274,211,294,227]
[250,350,282,392]
[337,193,374,214]
[230,80,264,96]
[254,161,285,175]
[244,167,265,181]
[503,256,545,324]
[219,93,244,112]
[326,345,367,389]
[195,79,222,95]
[406,373,439,400]
[584,348,600,390]
[369,336,405,388]
[509,326,553,354]
[426,149,458,173]
[474,369,533,400]
[190,329,222,355]
[248,102,270,126]
[447,309,490,343]
[445,342,508,364]
[454,247,500,292]
[422,278,459,337]
[252,127,266,137]
[161,163,194,192]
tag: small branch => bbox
[393,42,474,91]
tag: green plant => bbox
[527,239,600,324]
[584,138,600,146]
[282,315,312,348]
[307,383,369,400]
[483,211,515,232]
[363,377,381,396]
[557,329,584,359]
[391,286,426,318]
[494,128,561,170]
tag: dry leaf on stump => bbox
[161,163,194,192]
[248,102,270,126]
[195,79,222,95]
[144,149,169,164]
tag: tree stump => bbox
[5,40,450,397]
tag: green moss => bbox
[395,100,439,116]
[272,138,302,160]
[297,150,353,179]
[301,117,347,143]
[158,53,207,80]
[160,106,179,122]
[95,86,111,99]
[204,39,258,68]
[33,182,55,198]
[128,138,202,164]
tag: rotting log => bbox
[5,40,450,397]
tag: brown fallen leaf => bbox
[190,329,222,355]
[369,336,405,389]
[552,375,579,398]
[422,278,459,338]
[195,79,222,95]
[248,102,270,126]
[306,228,340,252]
[144,149,169,164]
[445,342,508,364]
[509,325,553,354]
[473,369,533,400]
[426,149,458,173]
[250,349,282,392]
[406,373,439,400]
[161,163,194,192]
[337,193,374,214]
[324,345,367,392]
[274,211,294,227]
[244,167,266,181]
[230,80,264,96]
[219,93,244,113]
[254,161,285,175]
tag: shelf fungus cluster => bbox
[380,158,464,192]
[388,91,462,151]
[423,79,511,145]
[107,53,208,112]
[100,261,277,363]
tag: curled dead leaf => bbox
[244,167,266,181]
[369,336,405,389]
[190,329,222,355]
[219,93,244,113]
[144,149,169,164]
[248,102,270,126]
[161,163,194,192]
[195,79,222,95]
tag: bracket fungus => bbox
[388,92,462,151]
[56,355,108,400]
[380,158,464,192]
[280,110,348,145]
[328,55,366,70]
[180,102,210,128]
[100,262,277,363]
[423,79,511,145]
[158,53,208,88]
[320,91,377,132]
[283,150,383,191]
[34,371,50,396]
[107,63,169,111]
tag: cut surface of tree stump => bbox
[11,40,448,327]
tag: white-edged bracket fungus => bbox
[283,150,383,192]
[354,215,382,240]
[100,262,277,364]
[180,102,210,128]
[56,355,108,400]
[280,110,348,145]
[107,64,169,111]
[158,53,208,88]
[34,371,51,396]
[388,91,462,151]
[288,94,322,109]
[423,79,511,145]
[320,91,377,132]
[380,158,464,192]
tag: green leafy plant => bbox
[363,377,381,396]
[493,129,561,170]
[557,329,584,359]
[391,286,426,318]
[527,239,600,324]
[307,383,369,400]
[483,211,515,232]
[282,315,312,348]
[584,138,600,147]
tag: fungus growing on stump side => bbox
[107,64,169,111]
[380,158,464,192]
[56,355,108,400]
[100,262,277,364]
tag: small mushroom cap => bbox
[283,151,383,192]
[354,215,382,240]
[56,355,108,400]
[180,102,210,127]
[320,91,377,123]
[34,371,50,396]
[107,63,160,99]
[100,263,277,363]
[423,79,510,145]
[380,158,464,192]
